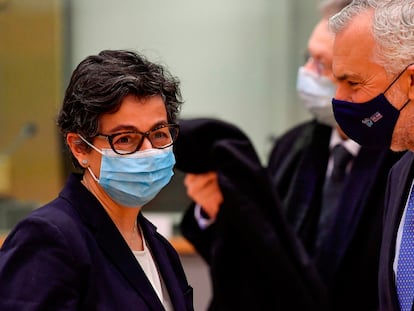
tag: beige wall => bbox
[0,0,319,205]
[0,0,64,204]
[69,0,319,163]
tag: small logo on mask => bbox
[362,112,383,127]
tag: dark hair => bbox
[57,49,183,168]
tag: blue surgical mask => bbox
[332,66,411,149]
[79,135,175,207]
[296,66,337,127]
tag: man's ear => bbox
[407,64,414,100]
[66,133,88,163]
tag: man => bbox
[177,0,404,310]
[267,0,403,309]
[328,1,414,310]
[175,118,328,311]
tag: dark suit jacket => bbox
[379,151,414,311]
[0,173,193,311]
[268,120,404,311]
[176,118,328,311]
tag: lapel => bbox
[141,215,188,311]
[334,147,387,247]
[386,152,414,230]
[279,123,331,233]
[94,216,165,310]
[317,147,389,273]
[62,174,165,311]
[383,151,414,306]
[322,148,404,279]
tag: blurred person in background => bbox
[177,0,404,310]
[0,49,193,311]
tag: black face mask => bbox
[332,66,411,149]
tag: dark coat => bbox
[379,151,414,311]
[268,120,404,311]
[176,118,328,311]
[0,173,193,311]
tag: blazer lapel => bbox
[68,180,164,311]
[281,124,331,235]
[140,216,188,311]
[315,147,393,281]
[382,151,414,307]
[332,147,387,251]
[94,216,164,310]
[386,152,414,227]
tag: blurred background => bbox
[0,0,319,309]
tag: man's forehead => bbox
[307,19,334,60]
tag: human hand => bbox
[184,172,223,220]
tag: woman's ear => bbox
[66,133,88,165]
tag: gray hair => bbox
[329,0,414,75]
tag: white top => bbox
[133,232,173,311]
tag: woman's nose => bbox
[140,136,153,150]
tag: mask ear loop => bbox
[78,134,104,155]
[383,63,414,111]
[78,135,100,182]
[399,99,411,112]
[86,167,99,182]
[384,63,414,94]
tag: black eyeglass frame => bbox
[95,123,179,155]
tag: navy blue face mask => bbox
[332,66,411,149]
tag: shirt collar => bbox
[330,127,360,157]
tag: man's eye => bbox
[348,81,358,87]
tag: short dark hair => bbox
[57,49,183,168]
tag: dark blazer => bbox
[177,118,328,311]
[379,151,414,311]
[268,120,404,311]
[0,173,193,311]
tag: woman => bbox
[0,50,193,310]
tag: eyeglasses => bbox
[304,52,328,76]
[96,124,179,155]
